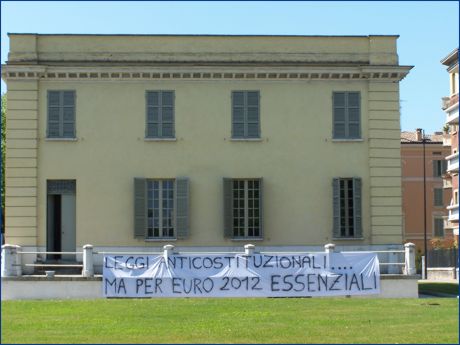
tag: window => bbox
[232,91,260,139]
[133,177,189,239]
[223,178,263,238]
[432,160,447,177]
[333,92,361,139]
[146,91,175,138]
[434,217,444,237]
[333,178,362,238]
[434,188,444,207]
[47,91,76,138]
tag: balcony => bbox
[447,203,459,223]
[446,152,459,173]
[443,176,452,189]
[443,133,451,146]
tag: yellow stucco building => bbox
[2,34,412,267]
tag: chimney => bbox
[415,128,423,141]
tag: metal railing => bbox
[1,243,416,278]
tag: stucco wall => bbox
[3,34,410,249]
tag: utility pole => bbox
[422,129,428,280]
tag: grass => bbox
[419,282,459,296]
[1,298,458,344]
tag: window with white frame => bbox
[133,177,189,240]
[333,178,362,238]
[147,180,175,238]
[224,178,263,238]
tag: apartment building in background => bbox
[441,48,459,237]
[401,130,452,253]
[2,34,412,271]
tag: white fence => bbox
[1,243,416,278]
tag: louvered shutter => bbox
[62,91,75,138]
[232,92,245,138]
[175,177,189,239]
[134,178,147,238]
[432,161,438,177]
[442,160,448,175]
[353,178,363,238]
[258,178,264,238]
[332,178,341,238]
[333,93,345,139]
[47,91,61,138]
[223,178,234,238]
[246,91,260,138]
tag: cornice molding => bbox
[1,65,412,82]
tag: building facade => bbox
[2,34,412,267]
[441,48,459,237]
[401,129,452,253]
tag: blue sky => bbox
[1,1,458,133]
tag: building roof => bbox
[401,131,444,144]
[7,33,401,38]
[440,48,459,66]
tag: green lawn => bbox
[1,298,458,344]
[419,282,459,296]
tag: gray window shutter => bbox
[134,178,146,238]
[432,161,437,177]
[48,91,61,138]
[353,178,363,238]
[175,177,189,239]
[62,91,76,138]
[434,188,443,206]
[442,160,447,174]
[47,91,75,138]
[223,178,233,238]
[247,91,260,138]
[332,178,341,238]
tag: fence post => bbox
[82,244,94,278]
[1,244,22,277]
[163,244,175,259]
[324,243,336,269]
[421,256,426,280]
[244,244,255,256]
[404,242,416,276]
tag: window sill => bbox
[331,138,364,142]
[332,237,364,241]
[144,138,177,142]
[145,238,177,242]
[230,138,263,142]
[45,137,78,141]
[230,237,264,241]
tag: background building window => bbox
[224,178,263,238]
[146,91,175,138]
[333,92,361,139]
[432,159,447,177]
[232,91,260,138]
[433,217,444,237]
[47,90,76,138]
[434,188,444,207]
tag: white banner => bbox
[103,252,380,298]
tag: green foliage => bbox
[419,282,459,296]
[1,298,458,343]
